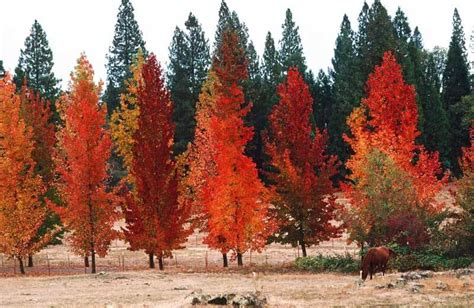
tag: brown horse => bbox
[361,247,397,280]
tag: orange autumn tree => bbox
[19,85,59,267]
[182,70,220,228]
[265,68,340,257]
[55,55,120,274]
[0,75,56,274]
[200,29,274,267]
[343,51,446,248]
[123,54,191,270]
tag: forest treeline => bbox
[0,0,472,274]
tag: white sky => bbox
[1,0,473,89]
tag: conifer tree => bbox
[105,0,147,116]
[214,0,249,55]
[279,9,307,76]
[329,15,358,164]
[168,13,210,155]
[355,0,396,94]
[312,70,333,130]
[13,20,60,121]
[443,9,471,173]
[0,60,5,77]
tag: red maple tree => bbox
[123,54,191,270]
[343,52,446,247]
[200,29,274,267]
[265,68,340,257]
[54,55,120,273]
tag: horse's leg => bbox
[370,264,373,280]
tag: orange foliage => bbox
[197,30,275,262]
[54,55,120,273]
[0,75,55,272]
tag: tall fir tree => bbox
[167,13,210,155]
[355,0,396,95]
[392,7,415,84]
[423,51,451,165]
[329,14,358,165]
[0,60,5,77]
[279,9,307,76]
[312,70,333,131]
[105,0,147,116]
[13,20,60,121]
[443,8,471,174]
[213,0,249,55]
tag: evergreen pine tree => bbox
[355,0,396,93]
[168,13,210,155]
[213,0,249,55]
[0,60,5,77]
[13,20,60,121]
[312,70,333,130]
[105,0,147,116]
[393,7,415,84]
[329,14,358,164]
[423,51,451,165]
[443,8,471,173]
[279,9,307,75]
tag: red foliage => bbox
[265,68,340,255]
[123,54,191,267]
[54,55,120,273]
[387,212,430,249]
[19,86,56,184]
[200,30,274,261]
[344,52,446,213]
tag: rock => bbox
[98,271,106,276]
[462,282,470,288]
[401,271,422,280]
[144,282,150,286]
[455,268,474,278]
[374,284,385,289]
[410,283,424,293]
[114,276,128,280]
[435,281,448,290]
[395,278,407,287]
[188,291,266,307]
[174,286,188,291]
[386,282,396,289]
[354,278,364,287]
[419,271,434,278]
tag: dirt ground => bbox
[1,188,469,306]
[0,235,473,307]
[1,269,473,307]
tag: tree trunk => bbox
[19,257,25,274]
[222,253,228,268]
[158,255,164,271]
[91,249,96,274]
[84,256,89,267]
[28,255,33,267]
[149,253,155,269]
[237,252,243,266]
[300,239,307,257]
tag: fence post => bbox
[249,250,252,266]
[175,254,178,266]
[122,253,125,271]
[205,251,208,270]
[13,256,16,275]
[47,254,51,276]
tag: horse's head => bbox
[388,248,397,258]
[361,268,368,280]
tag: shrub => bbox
[390,250,474,272]
[295,253,359,273]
